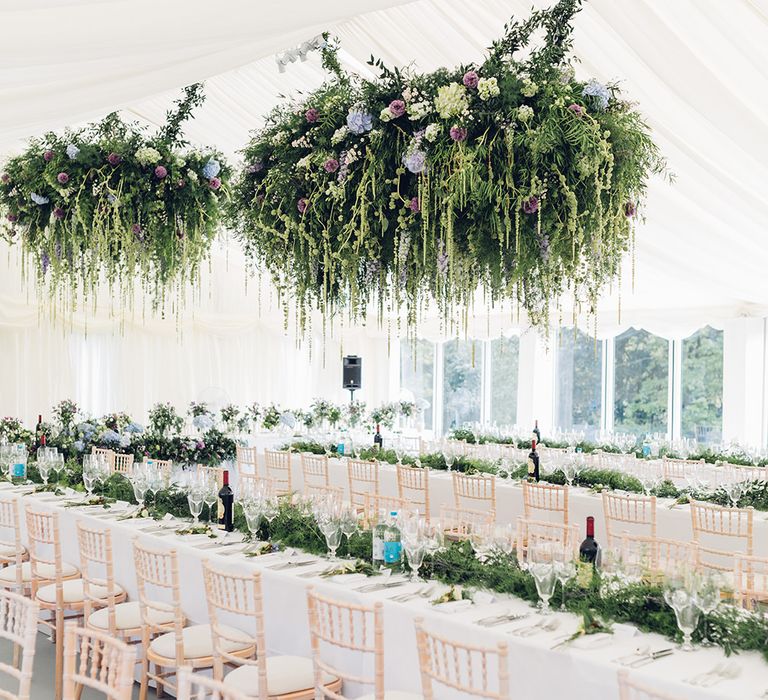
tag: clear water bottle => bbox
[372,511,386,568]
[383,511,402,570]
[11,444,27,479]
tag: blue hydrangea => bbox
[582,79,610,110]
[73,440,84,452]
[346,110,373,135]
[125,422,144,434]
[30,193,49,205]
[201,159,221,179]
[99,429,121,445]
[119,435,131,448]
[402,149,427,174]
[192,414,214,432]
[66,144,80,160]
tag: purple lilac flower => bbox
[196,441,205,450]
[107,152,122,166]
[568,103,583,116]
[522,195,539,214]
[388,99,406,118]
[449,126,467,142]
[154,165,167,179]
[337,152,349,182]
[131,223,142,236]
[323,158,339,173]
[297,198,308,214]
[208,177,221,190]
[0,173,9,183]
[346,110,373,135]
[437,248,449,275]
[625,201,637,218]
[409,197,420,213]
[403,149,426,174]
[41,252,50,274]
[305,108,319,123]
[363,259,381,285]
[43,150,54,162]
[57,172,69,184]
[463,70,479,89]
[53,207,65,219]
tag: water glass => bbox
[528,543,557,614]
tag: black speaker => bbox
[342,355,362,390]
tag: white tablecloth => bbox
[7,483,768,699]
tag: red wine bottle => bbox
[579,516,600,566]
[374,423,383,451]
[218,470,234,532]
[527,439,540,482]
[533,419,541,444]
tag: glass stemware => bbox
[663,572,701,651]
[552,547,577,610]
[528,543,557,614]
[694,571,721,647]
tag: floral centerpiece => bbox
[230,1,665,334]
[147,402,184,437]
[0,85,231,314]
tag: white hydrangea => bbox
[270,130,289,146]
[477,77,500,101]
[517,105,534,122]
[379,107,392,123]
[174,155,186,168]
[434,82,469,119]
[186,169,199,182]
[407,100,431,120]
[424,123,441,142]
[296,155,312,169]
[291,135,311,148]
[134,147,162,166]
[331,126,349,145]
[521,78,538,97]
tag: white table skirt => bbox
[7,483,768,699]
[239,451,768,558]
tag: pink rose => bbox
[567,103,583,116]
[409,197,420,213]
[107,152,122,166]
[388,99,406,118]
[53,207,65,219]
[449,126,467,142]
[297,198,308,214]
[43,150,54,162]
[323,158,339,173]
[209,177,221,190]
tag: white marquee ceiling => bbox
[2,0,768,339]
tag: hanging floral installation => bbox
[0,85,231,314]
[230,0,666,335]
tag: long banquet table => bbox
[7,482,768,699]
[243,450,768,557]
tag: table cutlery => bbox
[509,617,560,637]
[390,584,436,603]
[687,661,740,686]
[268,559,318,570]
[475,612,529,627]
[627,648,674,667]
[355,580,407,593]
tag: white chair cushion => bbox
[149,624,251,660]
[0,561,78,584]
[358,693,423,700]
[0,544,25,559]
[37,579,122,605]
[88,600,175,630]
[223,655,337,697]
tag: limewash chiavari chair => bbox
[734,553,768,611]
[452,472,496,513]
[440,505,495,541]
[62,622,135,700]
[415,617,509,700]
[347,459,380,511]
[0,498,27,592]
[399,436,421,454]
[301,453,330,490]
[198,464,225,488]
[521,481,569,525]
[306,588,420,700]
[91,447,112,461]
[601,492,657,548]
[515,518,579,567]
[110,452,134,475]
[77,521,168,663]
[397,463,430,522]
[0,589,39,700]
[264,450,293,496]
[618,534,699,581]
[661,457,703,482]
[177,666,249,700]
[689,499,753,574]
[144,458,173,485]
[25,505,93,700]
[202,561,340,699]
[617,669,684,700]
[236,445,260,476]
[133,540,251,700]
[305,483,344,502]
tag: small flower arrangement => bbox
[430,585,470,605]
[147,403,184,437]
[261,405,282,431]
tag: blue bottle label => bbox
[337,443,345,455]
[642,445,651,457]
[12,463,25,478]
[383,541,401,564]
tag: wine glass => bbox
[203,474,218,524]
[340,505,358,553]
[442,443,456,472]
[663,572,701,651]
[82,456,96,498]
[553,547,577,610]
[36,449,51,486]
[186,476,205,524]
[130,467,148,508]
[562,462,575,487]
[528,543,557,614]
[318,516,342,560]
[694,570,721,647]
